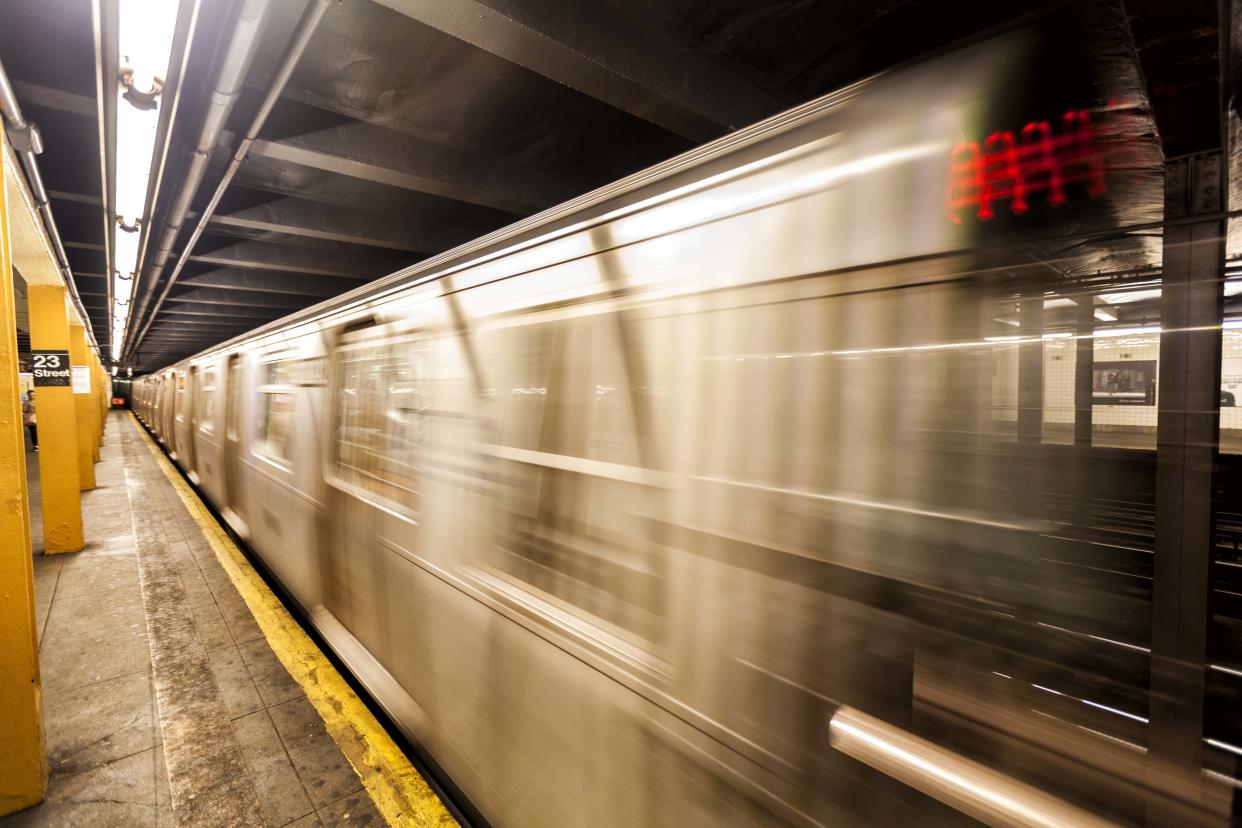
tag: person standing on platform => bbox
[21,391,36,451]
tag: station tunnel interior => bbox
[0,0,1240,826]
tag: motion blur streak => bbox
[128,17,1240,828]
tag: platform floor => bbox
[4,411,408,827]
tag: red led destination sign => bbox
[946,109,1107,224]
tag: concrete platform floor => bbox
[5,411,387,827]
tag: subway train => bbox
[133,22,1241,828]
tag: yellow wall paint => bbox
[28,285,83,553]
[0,130,48,815]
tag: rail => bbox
[827,706,1117,828]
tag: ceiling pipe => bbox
[90,0,118,360]
[124,0,275,360]
[128,0,332,361]
[0,57,101,352]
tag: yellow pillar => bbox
[28,284,84,552]
[0,130,48,814]
[95,358,106,444]
[68,323,96,489]
[89,357,101,459]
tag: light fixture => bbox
[1095,326,1161,338]
[1099,288,1161,305]
[1094,308,1117,322]
[110,0,179,363]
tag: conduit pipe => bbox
[125,0,274,358]
[0,57,100,351]
[128,0,331,360]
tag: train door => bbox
[322,321,385,651]
[182,365,198,474]
[222,353,249,536]
[160,371,175,445]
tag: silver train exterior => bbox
[132,31,1222,828]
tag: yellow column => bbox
[95,358,106,443]
[89,357,101,459]
[0,130,48,814]
[68,323,96,489]
[28,284,83,552]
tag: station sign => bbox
[30,350,70,387]
[946,108,1107,224]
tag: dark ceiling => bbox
[0,0,1230,372]
[0,0,105,353]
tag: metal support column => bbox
[1074,299,1095,447]
[1073,298,1096,528]
[28,283,83,553]
[68,321,96,489]
[1018,287,1045,444]
[1147,152,1225,824]
[0,129,47,815]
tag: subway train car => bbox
[133,22,1239,828]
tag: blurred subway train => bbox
[132,19,1242,828]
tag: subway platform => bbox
[6,410,456,827]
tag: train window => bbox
[331,338,427,514]
[199,368,217,433]
[174,372,186,421]
[255,361,295,464]
[485,323,553,452]
[477,313,665,646]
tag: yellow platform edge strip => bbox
[131,413,459,828]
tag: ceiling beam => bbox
[178,267,366,296]
[160,305,292,320]
[149,327,264,340]
[49,190,103,206]
[248,120,576,215]
[167,286,317,309]
[204,197,437,252]
[13,80,95,118]
[147,313,264,326]
[142,332,231,340]
[370,0,782,142]
[187,240,398,279]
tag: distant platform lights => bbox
[110,0,178,363]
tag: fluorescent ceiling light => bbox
[115,102,160,227]
[1099,289,1161,305]
[111,0,178,363]
[1094,308,1117,322]
[114,276,134,304]
[1096,326,1161,338]
[115,226,140,278]
[1225,280,1242,297]
[119,0,178,91]
[1043,297,1077,309]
